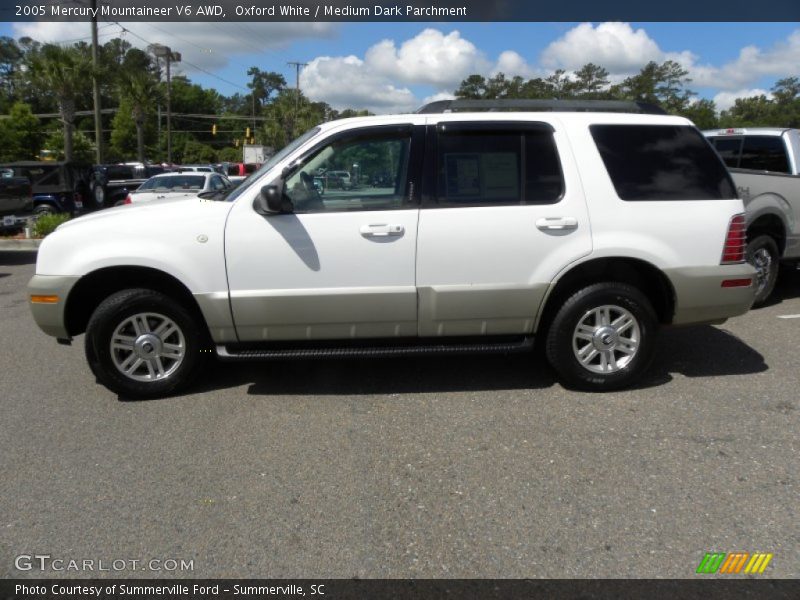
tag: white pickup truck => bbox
[704,128,800,304]
[29,100,756,399]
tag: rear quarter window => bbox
[591,125,736,201]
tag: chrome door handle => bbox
[360,224,404,237]
[536,216,578,231]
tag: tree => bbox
[0,37,23,112]
[572,63,610,98]
[680,98,719,129]
[25,44,93,162]
[218,146,241,163]
[0,102,43,160]
[720,95,775,127]
[612,60,694,112]
[247,67,286,112]
[455,75,489,99]
[116,71,161,161]
[181,139,216,163]
[771,77,800,127]
[45,127,94,163]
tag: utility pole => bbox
[90,0,102,163]
[149,44,181,164]
[251,92,256,141]
[287,61,308,114]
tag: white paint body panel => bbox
[36,198,231,294]
[416,114,592,335]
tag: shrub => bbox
[33,213,71,238]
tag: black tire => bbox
[545,282,658,392]
[746,235,780,306]
[33,204,57,216]
[85,288,208,399]
[89,172,108,208]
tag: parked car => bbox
[222,162,260,185]
[325,170,352,189]
[0,161,90,215]
[0,167,33,232]
[29,99,756,399]
[703,127,800,304]
[88,163,168,209]
[178,164,216,173]
[125,171,233,204]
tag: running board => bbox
[216,338,534,361]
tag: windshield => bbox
[224,126,322,202]
[138,175,206,191]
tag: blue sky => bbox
[3,21,799,112]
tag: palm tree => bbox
[26,44,93,162]
[117,71,161,162]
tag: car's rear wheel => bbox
[545,283,658,391]
[746,234,779,306]
[85,289,207,399]
[33,204,57,216]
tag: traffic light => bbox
[212,124,217,135]
[245,127,251,139]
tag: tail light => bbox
[721,214,746,264]
[123,195,132,205]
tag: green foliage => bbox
[181,139,216,164]
[109,99,139,158]
[0,102,43,160]
[44,128,95,163]
[247,67,286,111]
[112,73,161,161]
[33,213,71,238]
[218,146,241,163]
[680,99,719,130]
[24,44,94,162]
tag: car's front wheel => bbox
[85,289,207,399]
[545,283,658,391]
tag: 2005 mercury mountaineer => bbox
[29,99,757,398]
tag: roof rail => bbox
[415,99,667,115]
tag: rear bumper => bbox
[28,274,80,338]
[665,264,757,325]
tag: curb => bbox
[0,239,41,251]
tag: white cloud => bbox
[365,28,491,88]
[541,21,699,83]
[692,31,800,90]
[542,23,666,74]
[301,29,539,114]
[543,22,800,94]
[492,50,537,78]
[12,21,337,73]
[301,55,417,114]
[713,89,771,111]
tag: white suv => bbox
[29,100,756,398]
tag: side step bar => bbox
[216,338,534,361]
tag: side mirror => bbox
[254,184,292,215]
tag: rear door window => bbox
[590,125,736,200]
[434,124,564,206]
[739,136,789,173]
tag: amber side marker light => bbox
[721,279,753,288]
[30,295,59,303]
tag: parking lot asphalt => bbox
[1,251,797,579]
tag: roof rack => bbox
[415,99,667,115]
